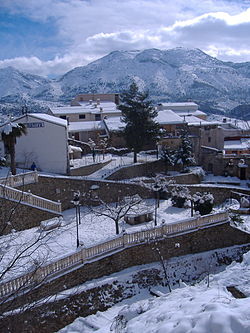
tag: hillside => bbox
[1,48,250,118]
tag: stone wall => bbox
[3,242,250,333]
[23,176,153,210]
[0,198,60,235]
[201,146,250,179]
[3,222,250,320]
[106,160,181,180]
[185,184,250,204]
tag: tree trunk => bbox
[133,151,137,163]
[9,139,16,175]
[115,220,119,235]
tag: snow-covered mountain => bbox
[1,48,250,117]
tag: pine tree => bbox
[118,82,160,163]
[175,129,195,171]
[160,146,175,174]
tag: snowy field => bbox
[58,249,250,333]
[1,193,250,283]
[1,157,250,282]
[1,198,193,281]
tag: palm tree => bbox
[1,122,27,175]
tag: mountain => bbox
[1,48,250,118]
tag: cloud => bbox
[0,0,249,76]
[0,54,93,77]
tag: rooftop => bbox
[68,121,104,132]
[50,101,119,116]
[156,110,185,124]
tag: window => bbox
[79,114,86,119]
[95,114,101,121]
[60,115,67,119]
[208,137,211,143]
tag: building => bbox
[157,102,207,120]
[0,114,69,174]
[50,94,121,143]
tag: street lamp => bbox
[156,137,160,159]
[72,191,81,248]
[153,183,161,226]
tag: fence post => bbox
[27,190,33,205]
[9,173,14,187]
[34,170,39,183]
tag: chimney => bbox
[89,99,92,105]
[97,98,100,105]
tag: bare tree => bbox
[90,195,142,235]
[0,175,62,326]
[150,240,172,293]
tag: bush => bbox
[192,192,214,215]
[171,184,190,208]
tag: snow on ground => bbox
[70,151,157,179]
[58,250,250,333]
[0,199,193,281]
[1,158,250,281]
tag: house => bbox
[224,137,250,155]
[0,114,69,174]
[68,120,106,142]
[50,94,121,143]
[157,102,207,120]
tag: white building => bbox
[1,114,69,174]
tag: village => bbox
[0,90,250,332]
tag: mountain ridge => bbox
[0,47,250,118]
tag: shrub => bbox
[192,192,214,215]
[171,184,190,208]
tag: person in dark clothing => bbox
[31,161,36,171]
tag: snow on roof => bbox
[175,110,206,116]
[103,117,125,131]
[224,138,250,150]
[28,113,68,127]
[68,121,104,132]
[68,145,82,153]
[50,101,120,116]
[156,110,185,124]
[184,115,218,126]
[160,102,198,110]
[1,113,68,128]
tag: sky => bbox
[0,0,250,77]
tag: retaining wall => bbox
[70,159,112,176]
[23,176,153,210]
[106,159,180,180]
[2,222,250,320]
[2,242,250,333]
[0,198,60,235]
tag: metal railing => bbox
[0,211,228,298]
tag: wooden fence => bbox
[0,211,228,298]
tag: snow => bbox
[159,102,198,109]
[50,102,119,116]
[20,113,68,127]
[224,138,250,150]
[155,110,185,124]
[68,120,104,132]
[0,198,194,281]
[103,116,124,131]
[58,248,250,333]
[0,121,20,135]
